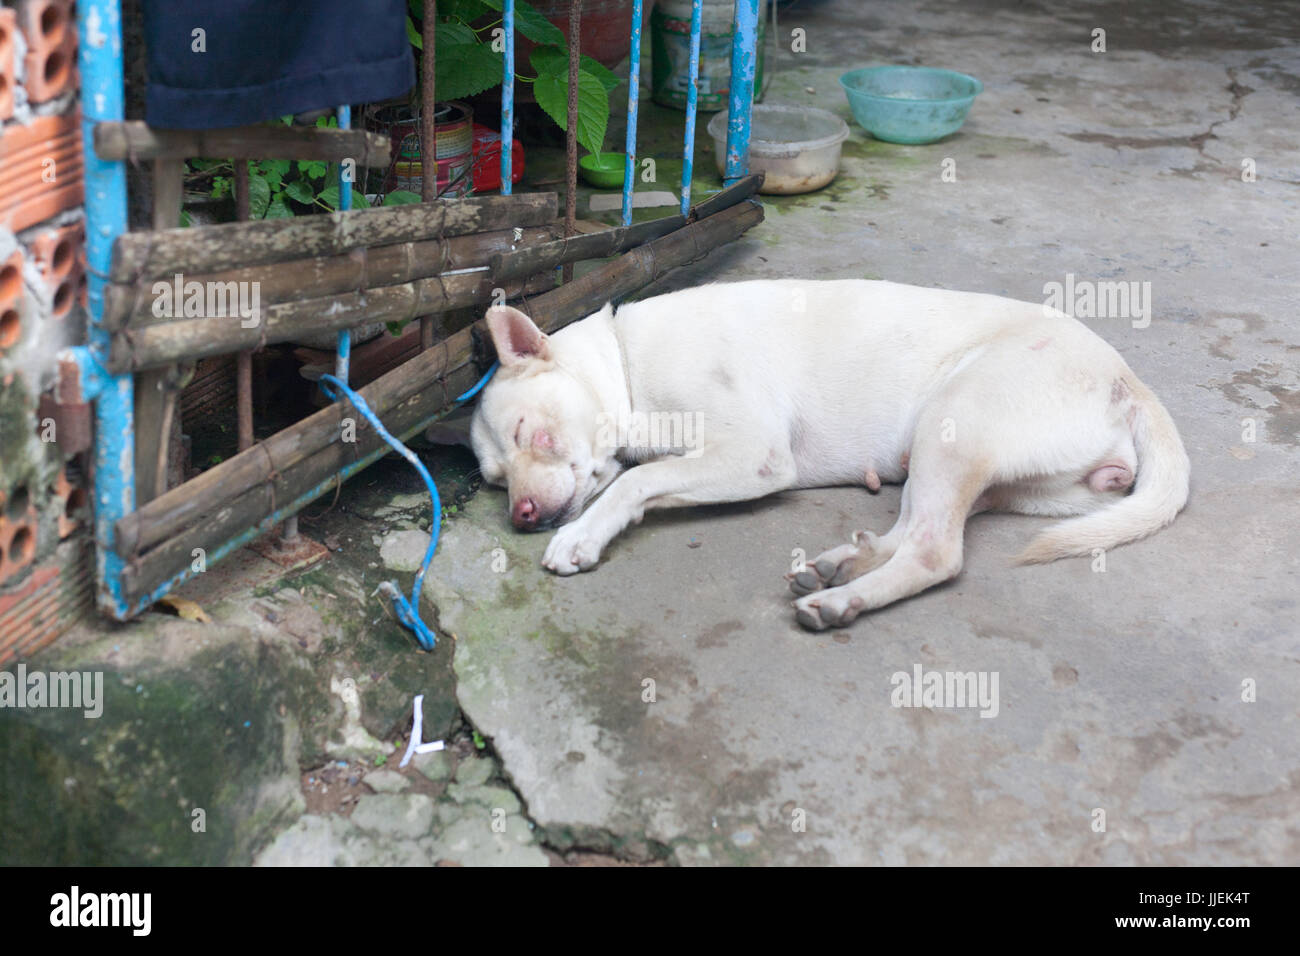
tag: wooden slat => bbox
[93,121,391,164]
[491,174,764,281]
[134,158,185,505]
[107,271,556,374]
[102,225,561,331]
[108,193,558,282]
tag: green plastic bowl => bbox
[579,152,627,188]
[839,66,982,144]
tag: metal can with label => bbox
[650,0,768,112]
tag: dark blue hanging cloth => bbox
[141,1,415,129]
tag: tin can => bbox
[377,101,475,198]
[650,0,767,112]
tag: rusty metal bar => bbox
[563,0,581,284]
[235,160,254,452]
[420,1,438,351]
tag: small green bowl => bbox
[579,152,627,188]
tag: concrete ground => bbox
[4,0,1297,866]
[432,0,1300,865]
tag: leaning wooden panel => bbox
[113,199,765,569]
[108,192,558,282]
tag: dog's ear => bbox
[485,305,551,367]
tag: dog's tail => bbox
[1017,384,1190,564]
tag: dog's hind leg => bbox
[790,408,993,629]
[791,473,987,630]
[787,491,912,596]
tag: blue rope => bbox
[318,362,499,650]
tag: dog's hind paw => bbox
[793,588,866,630]
[786,567,826,596]
[787,534,887,596]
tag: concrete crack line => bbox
[452,706,675,865]
[1066,67,1255,155]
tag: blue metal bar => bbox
[501,0,514,194]
[336,104,352,383]
[680,0,703,215]
[724,0,761,184]
[621,0,644,225]
[74,0,132,618]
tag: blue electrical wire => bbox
[318,361,499,650]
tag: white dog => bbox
[468,279,1189,630]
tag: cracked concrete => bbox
[431,0,1300,865]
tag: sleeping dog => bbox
[467,279,1189,630]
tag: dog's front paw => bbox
[792,587,866,631]
[542,525,604,575]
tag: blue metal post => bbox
[501,0,514,194]
[621,0,644,225]
[71,0,132,618]
[724,0,760,184]
[680,0,703,215]
[336,104,352,383]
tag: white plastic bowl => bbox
[707,104,850,194]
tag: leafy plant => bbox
[406,0,620,155]
[183,117,422,222]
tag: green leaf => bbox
[530,47,620,93]
[406,15,423,50]
[314,115,338,129]
[383,189,423,206]
[210,175,231,200]
[283,180,316,205]
[256,159,289,187]
[246,174,271,217]
[578,56,620,94]
[437,18,479,46]
[316,186,371,211]
[534,67,610,155]
[479,0,566,47]
[264,197,292,219]
[436,31,503,100]
[297,159,328,180]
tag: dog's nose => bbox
[511,497,539,529]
